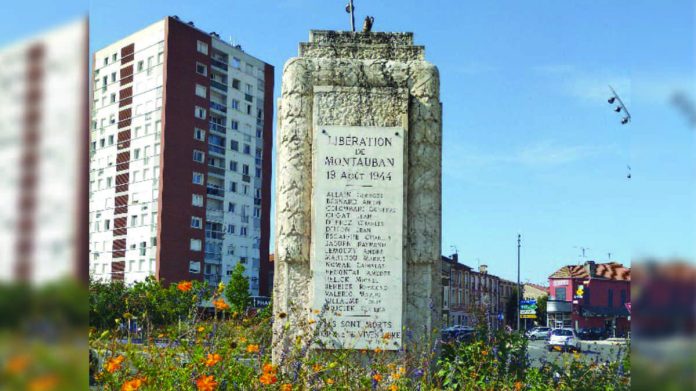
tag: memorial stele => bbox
[273,29,441,361]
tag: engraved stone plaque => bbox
[311,125,404,350]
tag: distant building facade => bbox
[523,283,548,300]
[547,261,630,336]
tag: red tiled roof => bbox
[550,262,630,281]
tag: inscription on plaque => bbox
[311,125,404,350]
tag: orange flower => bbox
[121,378,144,391]
[105,356,125,373]
[177,281,193,292]
[389,385,398,391]
[197,326,205,332]
[280,384,293,391]
[196,375,218,391]
[383,332,391,340]
[312,363,323,372]
[29,375,59,391]
[259,373,277,385]
[373,373,383,382]
[5,355,30,374]
[326,378,335,385]
[514,381,523,391]
[239,337,248,343]
[213,298,230,311]
[481,350,488,356]
[391,372,402,380]
[246,344,260,353]
[398,366,406,375]
[204,353,222,367]
[374,347,383,354]
[262,363,277,375]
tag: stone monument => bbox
[273,30,441,361]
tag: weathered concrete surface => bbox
[273,30,442,362]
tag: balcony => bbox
[210,101,227,113]
[204,252,222,264]
[206,208,224,221]
[209,122,225,134]
[211,58,227,71]
[210,80,227,92]
[208,144,225,156]
[205,230,224,240]
[206,184,225,198]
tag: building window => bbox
[196,41,209,55]
[253,208,260,218]
[255,167,261,178]
[191,217,202,229]
[131,215,139,226]
[555,287,566,301]
[229,161,237,171]
[242,164,249,175]
[240,226,247,236]
[231,99,240,110]
[192,172,204,185]
[195,84,207,98]
[140,242,146,256]
[189,261,201,274]
[230,140,239,151]
[137,61,144,72]
[193,149,205,163]
[190,239,202,251]
[192,194,204,207]
[227,224,235,234]
[243,144,251,154]
[195,106,207,119]
[229,181,237,193]
[228,202,236,212]
[232,79,240,89]
[230,120,239,130]
[608,289,613,308]
[196,62,207,76]
[112,53,117,61]
[194,128,206,141]
[231,57,241,68]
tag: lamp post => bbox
[517,234,521,331]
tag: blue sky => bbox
[5,1,694,283]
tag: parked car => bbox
[547,328,581,352]
[577,327,606,341]
[526,327,551,340]
[441,325,476,342]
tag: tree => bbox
[225,263,251,314]
[504,289,519,328]
[535,294,548,326]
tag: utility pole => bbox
[517,234,521,332]
[346,0,356,32]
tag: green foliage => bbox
[225,263,251,314]
[535,294,548,325]
[505,289,519,328]
[90,280,630,390]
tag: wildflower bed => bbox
[89,279,630,390]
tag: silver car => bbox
[547,328,581,352]
[526,327,551,340]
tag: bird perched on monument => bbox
[363,16,374,33]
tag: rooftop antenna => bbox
[574,246,590,264]
[450,245,458,257]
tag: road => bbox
[527,339,629,368]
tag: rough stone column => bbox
[273,30,442,362]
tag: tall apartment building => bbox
[89,16,273,295]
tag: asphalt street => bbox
[527,339,629,368]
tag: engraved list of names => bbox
[311,125,404,350]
